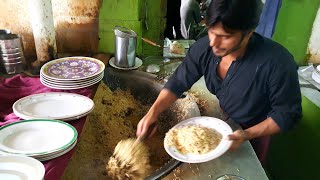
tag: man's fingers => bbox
[136,115,157,138]
[136,121,144,136]
[148,124,158,139]
[227,134,238,140]
[139,123,149,137]
[227,130,246,140]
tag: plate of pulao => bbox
[164,116,233,163]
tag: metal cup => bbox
[0,29,11,35]
[114,27,137,68]
[2,52,22,59]
[0,34,26,72]
[0,47,22,54]
[0,34,23,49]
[2,61,23,74]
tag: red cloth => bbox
[249,135,270,166]
[240,123,270,166]
[0,74,95,180]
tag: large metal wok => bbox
[104,67,201,179]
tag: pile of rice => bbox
[166,125,222,154]
[107,138,151,180]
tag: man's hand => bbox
[227,130,250,151]
[136,113,158,139]
[227,117,281,151]
[136,89,179,139]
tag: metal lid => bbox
[114,26,137,38]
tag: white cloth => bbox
[180,0,201,39]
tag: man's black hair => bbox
[205,0,263,31]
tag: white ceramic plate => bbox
[59,106,94,121]
[40,71,103,83]
[41,56,105,81]
[13,92,94,120]
[0,120,78,156]
[164,116,233,163]
[31,105,94,122]
[312,71,320,84]
[33,139,77,158]
[40,72,103,86]
[0,119,77,156]
[15,105,94,122]
[0,155,45,180]
[32,139,77,159]
[109,57,143,70]
[37,139,77,162]
[40,73,103,90]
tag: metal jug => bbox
[114,26,137,68]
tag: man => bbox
[180,0,202,39]
[199,0,212,18]
[255,0,282,38]
[137,0,302,164]
[164,0,183,39]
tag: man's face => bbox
[208,22,248,57]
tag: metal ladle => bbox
[139,37,162,47]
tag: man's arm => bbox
[229,50,302,151]
[137,39,205,138]
[228,117,280,151]
[244,117,281,138]
[136,88,178,138]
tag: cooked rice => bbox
[107,138,151,180]
[166,125,222,154]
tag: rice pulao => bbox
[166,125,222,154]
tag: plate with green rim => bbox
[0,119,77,156]
[0,155,45,180]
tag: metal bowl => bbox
[146,64,160,73]
[216,174,246,180]
[313,63,320,74]
[61,68,200,179]
[106,68,200,179]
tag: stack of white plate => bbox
[0,119,78,162]
[0,155,45,180]
[13,92,94,121]
[40,56,105,90]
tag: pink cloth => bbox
[0,74,95,180]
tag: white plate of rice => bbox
[164,116,233,163]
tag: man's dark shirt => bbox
[164,33,302,131]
